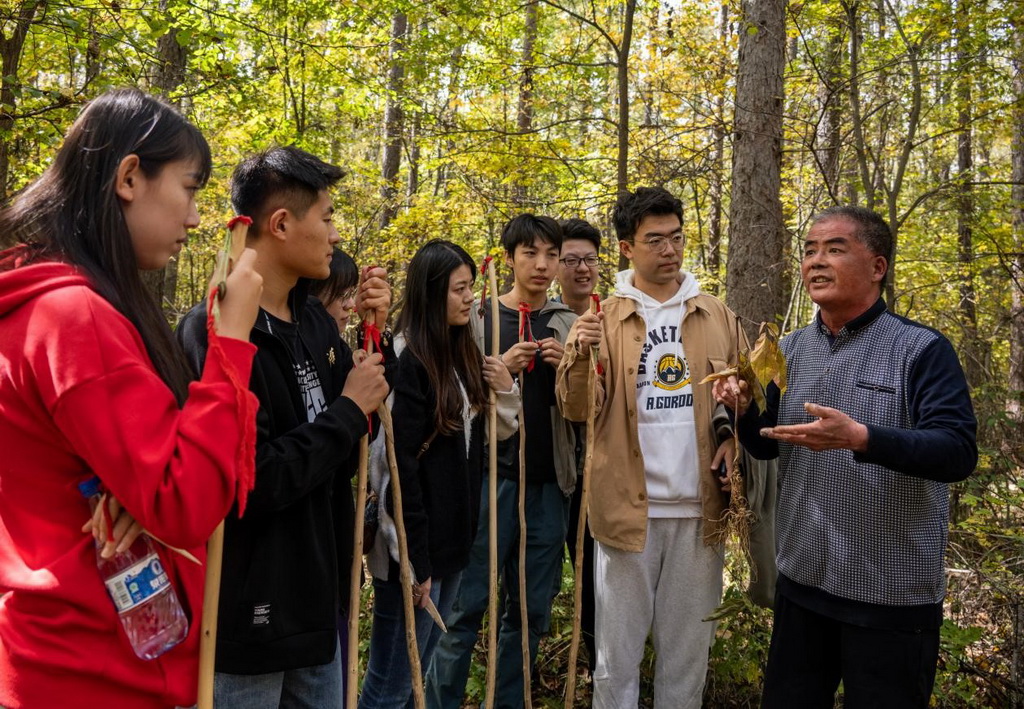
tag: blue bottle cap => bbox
[78,475,101,498]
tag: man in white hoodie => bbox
[556,187,741,708]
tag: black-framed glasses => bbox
[559,255,599,268]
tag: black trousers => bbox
[761,591,940,709]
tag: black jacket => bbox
[177,280,392,674]
[385,349,486,583]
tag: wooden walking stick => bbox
[481,256,501,709]
[346,432,369,709]
[564,294,602,708]
[346,272,374,709]
[376,404,427,709]
[198,215,253,709]
[516,302,533,709]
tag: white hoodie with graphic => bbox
[615,269,702,518]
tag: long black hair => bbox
[395,239,488,435]
[0,88,212,403]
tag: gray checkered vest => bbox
[776,311,949,606]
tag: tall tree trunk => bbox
[141,0,188,317]
[955,0,985,388]
[434,44,464,199]
[85,10,102,87]
[379,11,408,231]
[885,21,921,308]
[0,0,46,202]
[615,0,637,270]
[846,0,874,211]
[707,1,730,294]
[1010,14,1024,417]
[818,15,844,202]
[512,0,538,209]
[152,6,187,94]
[407,111,420,202]
[725,0,786,339]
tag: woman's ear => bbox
[114,154,142,202]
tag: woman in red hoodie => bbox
[0,89,262,708]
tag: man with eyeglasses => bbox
[556,218,601,317]
[556,187,741,707]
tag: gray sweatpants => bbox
[593,517,724,709]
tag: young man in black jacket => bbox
[178,146,392,707]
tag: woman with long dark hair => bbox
[0,88,262,708]
[359,239,518,708]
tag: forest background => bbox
[2,0,1023,705]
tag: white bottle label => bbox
[104,554,171,613]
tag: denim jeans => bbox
[214,637,342,709]
[358,572,461,709]
[425,477,568,709]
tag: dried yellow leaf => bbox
[699,321,787,413]
[699,366,739,385]
[748,322,787,396]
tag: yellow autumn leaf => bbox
[748,322,788,396]
[700,321,786,413]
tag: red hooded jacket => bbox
[0,248,257,709]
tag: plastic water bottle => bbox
[79,476,188,660]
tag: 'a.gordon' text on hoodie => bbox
[614,269,702,518]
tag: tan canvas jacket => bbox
[556,289,744,552]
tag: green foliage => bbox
[705,584,773,706]
[936,619,987,707]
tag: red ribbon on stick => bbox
[226,215,253,230]
[359,264,384,435]
[205,285,258,516]
[478,255,493,316]
[362,321,382,355]
[518,302,535,373]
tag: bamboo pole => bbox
[377,404,425,708]
[564,296,600,708]
[517,306,533,709]
[346,280,373,709]
[484,259,500,709]
[198,217,250,709]
[197,521,222,709]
